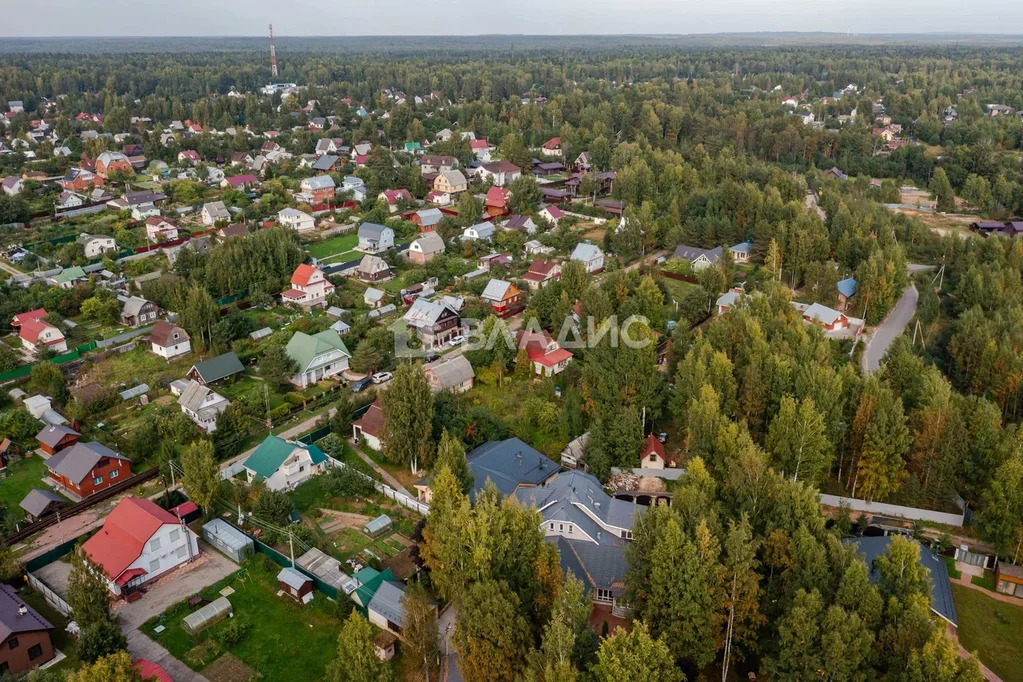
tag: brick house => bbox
[0,584,55,675]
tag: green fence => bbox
[216,290,249,307]
[24,537,78,573]
[298,425,332,445]
[251,536,340,600]
[0,340,99,383]
[23,234,79,250]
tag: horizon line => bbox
[4,30,1023,39]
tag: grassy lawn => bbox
[943,555,962,580]
[77,344,195,388]
[17,586,80,674]
[0,456,62,521]
[144,557,342,682]
[952,583,1023,682]
[306,233,358,259]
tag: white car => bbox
[448,335,466,346]
[372,372,393,384]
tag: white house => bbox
[81,497,199,595]
[144,217,178,242]
[277,207,316,233]
[729,241,751,263]
[176,379,230,433]
[282,263,335,310]
[201,200,230,226]
[149,321,191,359]
[285,330,351,388]
[243,435,329,492]
[474,161,521,187]
[462,222,496,242]
[358,223,395,252]
[570,242,605,273]
[78,234,117,259]
[57,191,85,210]
[14,309,67,354]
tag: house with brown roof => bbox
[353,398,385,451]
[0,584,55,675]
[541,137,563,157]
[639,433,677,469]
[149,320,191,360]
[474,161,521,187]
[521,259,561,290]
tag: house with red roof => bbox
[521,259,561,290]
[541,137,563,157]
[539,205,565,225]
[352,398,385,451]
[377,189,412,213]
[144,217,179,243]
[515,329,573,376]
[484,186,509,217]
[134,660,173,682]
[13,309,67,354]
[639,433,678,469]
[81,497,198,595]
[177,150,200,165]
[470,138,494,161]
[221,174,260,190]
[282,264,335,310]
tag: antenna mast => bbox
[269,24,278,80]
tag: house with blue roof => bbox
[837,277,858,310]
[414,437,559,503]
[515,470,644,615]
[242,435,329,492]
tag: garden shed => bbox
[363,514,393,538]
[182,597,232,634]
[277,566,314,603]
[202,519,254,563]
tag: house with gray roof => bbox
[367,580,409,636]
[19,489,68,522]
[119,296,162,327]
[357,223,395,253]
[419,437,559,503]
[46,441,131,499]
[403,298,460,349]
[515,469,643,611]
[462,222,496,242]
[176,379,230,433]
[672,244,723,271]
[570,242,604,273]
[424,355,474,393]
[844,536,957,626]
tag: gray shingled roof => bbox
[190,352,244,384]
[277,566,312,591]
[672,244,723,264]
[425,355,474,390]
[177,380,213,412]
[844,536,957,626]
[466,437,558,500]
[46,441,129,485]
[554,536,630,595]
[35,424,79,449]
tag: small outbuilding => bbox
[19,489,68,523]
[277,566,315,603]
[372,630,398,661]
[363,514,393,538]
[201,519,254,563]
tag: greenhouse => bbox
[202,519,254,563]
[183,597,233,634]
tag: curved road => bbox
[861,283,918,374]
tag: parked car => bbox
[424,353,441,363]
[448,335,466,346]
[351,376,373,392]
[372,372,393,384]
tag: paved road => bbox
[438,605,463,682]
[861,283,918,374]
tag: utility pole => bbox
[289,532,295,567]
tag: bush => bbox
[323,464,375,498]
[284,392,306,406]
[268,404,292,421]
[77,619,128,663]
[215,618,250,648]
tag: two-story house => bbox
[77,234,116,259]
[281,263,335,310]
[243,435,329,492]
[570,242,605,273]
[407,232,445,265]
[672,244,722,271]
[462,222,496,242]
[277,207,316,233]
[201,200,230,225]
[424,355,475,393]
[82,497,199,595]
[358,223,395,252]
[285,330,351,388]
[515,329,573,376]
[521,259,561,290]
[144,217,179,242]
[46,441,132,499]
[403,298,461,350]
[176,379,230,433]
[149,320,191,359]
[300,175,336,203]
[433,169,468,195]
[13,309,67,354]
[119,296,162,327]
[480,279,521,314]
[420,155,457,174]
[473,161,521,187]
[95,151,133,178]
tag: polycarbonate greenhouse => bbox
[182,597,232,634]
[202,519,254,563]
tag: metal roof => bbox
[466,437,559,500]
[277,566,312,591]
[368,581,407,629]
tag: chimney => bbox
[17,605,27,616]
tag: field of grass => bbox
[78,344,195,388]
[0,456,62,521]
[953,583,1023,682]
[144,557,342,682]
[306,233,358,259]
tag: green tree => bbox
[381,362,435,471]
[350,341,384,374]
[401,581,439,682]
[260,343,297,388]
[68,651,142,682]
[435,429,473,495]
[592,620,682,682]
[765,396,832,484]
[528,574,591,682]
[181,439,221,514]
[67,553,112,628]
[326,611,393,682]
[77,619,129,663]
[720,515,765,680]
[455,580,533,682]
[930,167,955,213]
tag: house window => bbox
[149,537,161,552]
[8,637,18,649]
[92,475,103,486]
[109,469,119,479]
[169,529,180,543]
[548,522,555,531]
[558,524,564,532]
[621,530,633,540]
[149,558,160,572]
[0,662,8,676]
[648,454,657,462]
[176,545,188,559]
[596,589,614,603]
[28,644,42,660]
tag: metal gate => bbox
[956,547,993,568]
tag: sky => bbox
[1,0,1018,37]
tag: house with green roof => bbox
[242,435,329,492]
[49,266,87,289]
[285,330,351,389]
